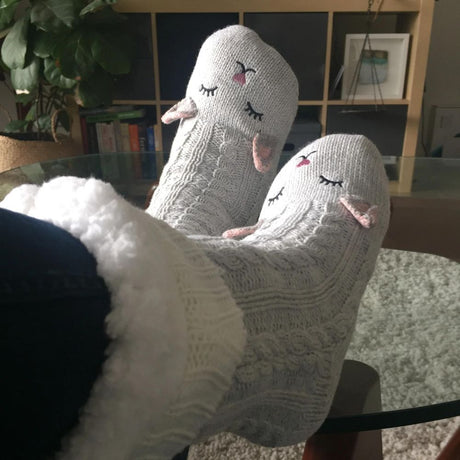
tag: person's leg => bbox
[146,25,298,236]
[0,208,111,459]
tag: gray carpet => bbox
[189,249,460,459]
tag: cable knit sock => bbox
[146,25,298,235]
[0,134,389,456]
[190,134,391,446]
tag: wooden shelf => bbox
[117,0,422,14]
[326,99,410,105]
[112,100,158,106]
[106,0,436,193]
[111,99,412,107]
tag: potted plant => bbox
[0,0,134,172]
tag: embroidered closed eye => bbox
[267,186,284,206]
[245,101,264,121]
[319,175,343,187]
[199,84,217,96]
[236,61,256,74]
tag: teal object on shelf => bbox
[358,50,388,85]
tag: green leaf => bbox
[80,0,116,17]
[33,30,58,58]
[1,14,29,69]
[4,119,30,132]
[10,55,40,91]
[15,91,36,104]
[36,113,51,131]
[0,0,20,31]
[56,29,95,79]
[25,104,36,121]
[44,57,77,88]
[0,0,21,11]
[81,7,125,29]
[0,0,19,8]
[77,67,113,107]
[30,0,78,32]
[91,32,130,75]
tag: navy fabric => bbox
[0,208,111,459]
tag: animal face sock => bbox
[191,134,391,446]
[146,25,299,236]
[0,134,389,455]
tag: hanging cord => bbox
[344,0,385,111]
[373,0,385,21]
[368,0,385,109]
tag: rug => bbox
[189,248,460,459]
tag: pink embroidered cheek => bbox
[233,61,256,86]
[296,158,310,167]
[295,150,316,168]
[233,73,246,85]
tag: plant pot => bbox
[0,134,83,173]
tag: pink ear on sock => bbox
[252,133,278,173]
[161,97,198,124]
[340,196,378,229]
[223,223,260,239]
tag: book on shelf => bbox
[112,119,123,153]
[119,122,131,153]
[79,116,89,155]
[86,122,99,154]
[80,105,161,180]
[143,125,157,179]
[128,123,140,152]
[127,123,143,178]
[95,122,117,153]
[138,122,148,178]
[95,122,120,180]
[138,122,147,153]
[146,125,155,152]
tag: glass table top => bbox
[1,152,460,201]
[1,152,459,432]
[392,156,460,199]
[0,152,158,209]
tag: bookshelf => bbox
[74,0,435,193]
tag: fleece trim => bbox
[0,177,246,460]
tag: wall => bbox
[418,0,460,155]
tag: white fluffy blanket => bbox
[0,177,246,460]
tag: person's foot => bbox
[146,25,298,236]
[192,134,391,445]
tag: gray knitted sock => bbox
[191,134,391,446]
[146,25,299,235]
